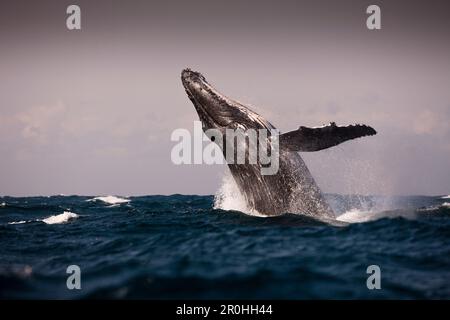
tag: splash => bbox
[212,171,396,220]
[42,211,79,224]
[87,195,130,205]
[213,172,265,217]
[337,209,399,223]
[336,209,373,223]
[441,195,450,199]
[336,200,449,223]
[336,208,418,223]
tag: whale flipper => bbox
[279,122,376,152]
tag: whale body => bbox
[181,69,376,218]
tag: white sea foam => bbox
[213,172,265,217]
[87,195,130,205]
[419,205,440,212]
[335,209,385,223]
[7,211,79,225]
[336,208,418,223]
[42,211,79,224]
[1,202,6,207]
[441,195,450,199]
[8,220,27,225]
[419,202,450,211]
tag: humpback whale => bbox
[181,68,376,219]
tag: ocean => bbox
[1,189,449,299]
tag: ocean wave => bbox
[441,195,450,199]
[41,211,79,224]
[1,194,449,299]
[87,195,130,205]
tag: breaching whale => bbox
[181,68,376,219]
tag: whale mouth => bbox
[181,68,234,128]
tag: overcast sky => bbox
[0,0,449,196]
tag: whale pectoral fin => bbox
[279,122,377,152]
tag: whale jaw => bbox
[181,68,274,132]
[181,68,235,129]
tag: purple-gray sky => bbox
[0,0,449,196]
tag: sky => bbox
[0,0,449,196]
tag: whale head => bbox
[181,68,274,134]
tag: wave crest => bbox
[42,211,79,224]
[87,196,130,205]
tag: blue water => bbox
[0,194,449,299]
